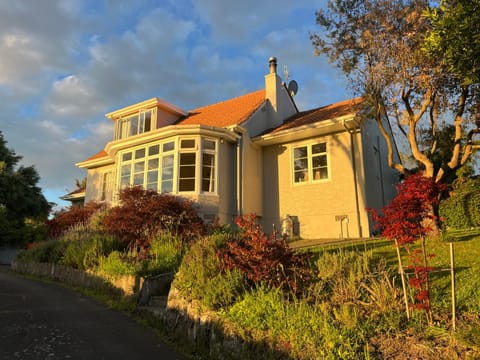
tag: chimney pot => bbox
[268,56,277,74]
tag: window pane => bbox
[133,173,144,186]
[162,180,173,193]
[148,158,159,170]
[179,179,195,191]
[293,146,309,183]
[312,155,327,168]
[180,153,195,165]
[162,155,174,168]
[149,145,159,156]
[294,146,308,159]
[134,161,144,173]
[122,152,132,161]
[129,115,138,136]
[147,171,158,184]
[179,153,196,191]
[121,164,131,176]
[135,148,145,159]
[179,165,195,178]
[161,154,174,192]
[120,176,130,188]
[143,111,151,132]
[181,139,195,149]
[202,138,216,150]
[202,153,215,192]
[312,143,326,154]
[163,142,174,152]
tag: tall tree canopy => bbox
[0,131,50,225]
[311,0,480,183]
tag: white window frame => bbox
[116,136,218,196]
[292,141,329,185]
[115,108,156,140]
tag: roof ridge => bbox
[188,89,265,113]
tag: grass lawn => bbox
[301,231,480,315]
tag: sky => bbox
[0,0,351,210]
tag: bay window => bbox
[117,136,217,194]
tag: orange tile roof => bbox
[177,89,265,127]
[82,149,109,162]
[269,97,363,134]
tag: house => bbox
[76,57,400,239]
[60,187,86,208]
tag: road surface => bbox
[0,266,187,360]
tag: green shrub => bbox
[141,232,184,275]
[225,286,366,360]
[61,231,122,270]
[440,177,480,229]
[173,233,244,309]
[16,239,68,264]
[98,251,139,278]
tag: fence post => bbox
[395,239,410,320]
[450,241,456,331]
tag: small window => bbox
[293,142,328,184]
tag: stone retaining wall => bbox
[11,261,143,296]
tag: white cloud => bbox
[44,75,106,118]
[0,0,350,207]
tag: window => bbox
[117,136,217,195]
[115,109,154,139]
[293,142,328,184]
[201,139,216,192]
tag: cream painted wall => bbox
[241,136,263,216]
[262,131,373,239]
[85,164,115,203]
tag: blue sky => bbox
[0,0,351,209]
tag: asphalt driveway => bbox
[0,265,187,360]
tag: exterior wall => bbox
[85,164,116,203]
[360,118,400,232]
[262,130,373,239]
[241,136,263,216]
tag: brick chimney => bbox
[265,56,282,115]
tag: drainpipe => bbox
[343,119,363,238]
[235,137,243,217]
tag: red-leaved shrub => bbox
[369,173,446,320]
[46,202,106,239]
[218,213,310,296]
[101,186,205,249]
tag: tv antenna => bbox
[283,65,298,97]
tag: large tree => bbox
[311,0,480,183]
[0,131,50,245]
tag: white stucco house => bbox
[75,57,400,239]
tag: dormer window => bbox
[115,109,156,140]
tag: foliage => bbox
[173,233,245,310]
[0,131,50,246]
[439,176,480,229]
[225,285,367,360]
[46,202,107,239]
[218,214,312,296]
[311,0,480,182]
[97,251,139,278]
[370,173,446,320]
[61,229,122,270]
[370,173,446,244]
[141,232,184,275]
[102,186,205,249]
[423,0,480,86]
[16,239,68,264]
